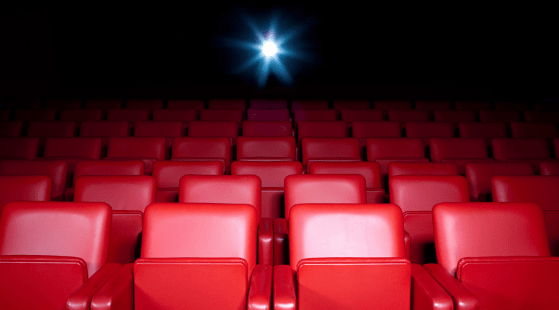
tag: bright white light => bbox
[262,41,278,57]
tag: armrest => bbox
[273,265,297,310]
[410,264,453,310]
[90,264,134,310]
[248,264,273,310]
[67,263,122,310]
[259,218,274,266]
[404,230,411,260]
[423,264,479,310]
[273,218,289,265]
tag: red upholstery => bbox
[414,100,451,110]
[309,162,384,203]
[172,137,231,174]
[427,202,557,310]
[106,137,166,173]
[405,122,454,146]
[166,99,204,110]
[232,161,302,218]
[0,201,119,310]
[388,110,430,123]
[152,109,196,122]
[430,138,493,174]
[341,110,384,122]
[200,109,244,123]
[524,110,559,122]
[333,99,370,111]
[74,175,156,264]
[0,121,22,137]
[152,161,223,203]
[208,99,246,111]
[242,121,293,137]
[0,175,51,212]
[45,99,81,110]
[126,99,163,110]
[26,121,76,148]
[60,109,103,122]
[302,138,361,172]
[249,99,288,109]
[297,121,347,141]
[0,159,67,201]
[479,110,521,122]
[237,136,296,161]
[374,100,411,110]
[454,100,491,110]
[188,120,238,146]
[80,121,129,155]
[106,109,150,122]
[85,99,122,110]
[390,175,470,264]
[14,109,56,121]
[291,100,329,110]
[465,162,534,201]
[541,162,559,175]
[293,109,337,125]
[458,122,508,146]
[492,175,559,256]
[492,138,557,173]
[134,121,184,158]
[0,137,39,159]
[388,162,459,177]
[511,122,559,143]
[246,108,290,121]
[495,101,532,110]
[433,110,476,123]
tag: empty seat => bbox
[237,136,296,161]
[388,110,430,123]
[0,201,119,309]
[59,109,103,122]
[374,100,411,110]
[85,99,122,110]
[200,109,244,124]
[341,110,384,123]
[45,99,81,110]
[524,110,559,122]
[458,122,508,146]
[495,101,532,110]
[26,121,76,151]
[0,137,39,160]
[242,121,293,137]
[0,176,51,212]
[0,159,67,201]
[106,109,150,132]
[232,161,302,218]
[105,137,166,174]
[153,161,223,203]
[291,99,329,110]
[293,109,337,125]
[14,109,56,121]
[405,122,455,147]
[511,122,559,143]
[246,108,290,121]
[492,176,559,256]
[333,99,370,112]
[541,162,559,175]
[79,121,129,155]
[309,162,384,203]
[126,99,163,110]
[433,110,476,123]
[390,175,470,264]
[302,138,361,172]
[208,99,246,112]
[492,138,559,173]
[188,120,238,146]
[91,203,271,310]
[152,108,197,122]
[74,175,156,264]
[430,138,494,174]
[414,100,452,110]
[478,110,521,122]
[134,121,183,158]
[249,99,287,109]
[454,100,491,110]
[352,121,401,157]
[172,137,231,174]
[0,121,22,137]
[297,121,347,142]
[465,162,534,201]
[166,99,205,110]
[388,162,459,177]
[425,202,558,310]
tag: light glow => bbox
[262,41,278,57]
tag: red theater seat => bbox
[0,159,67,201]
[405,122,455,147]
[172,137,231,174]
[26,121,76,151]
[0,121,22,137]
[492,176,559,256]
[297,121,347,142]
[242,121,293,137]
[374,100,411,110]
[179,175,273,265]
[388,162,459,177]
[74,175,156,264]
[274,174,366,265]
[237,136,296,161]
[301,137,361,172]
[425,202,558,310]
[246,108,290,121]
[454,100,491,110]
[91,203,271,310]
[465,162,534,201]
[495,101,532,110]
[492,138,558,173]
[291,99,329,110]
[152,109,197,122]
[0,137,39,160]
[200,109,244,123]
[249,99,287,109]
[0,201,120,310]
[430,138,494,174]
[85,99,122,110]
[433,110,476,123]
[45,99,81,110]
[0,175,51,213]
[541,162,559,175]
[273,203,451,310]
[209,99,246,111]
[14,109,56,121]
[511,122,559,143]
[166,99,204,110]
[458,122,508,146]
[309,162,384,203]
[388,110,430,123]
[390,175,470,264]
[352,121,401,157]
[188,120,238,146]
[479,110,521,122]
[152,161,223,203]
[293,109,337,126]
[60,109,103,122]
[106,109,150,133]
[134,121,183,158]
[524,110,559,122]
[333,99,370,112]
[341,110,384,123]
[232,161,302,219]
[105,137,166,174]
[126,99,163,110]
[79,121,129,155]
[414,100,452,110]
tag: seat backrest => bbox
[172,137,231,171]
[541,162,559,176]
[284,174,366,220]
[152,109,197,122]
[0,121,22,137]
[458,122,508,144]
[433,110,476,123]
[366,138,424,160]
[141,203,257,277]
[249,99,287,109]
[134,121,183,137]
[298,121,347,140]
[293,109,337,125]
[492,176,559,211]
[79,121,129,137]
[309,162,381,189]
[0,160,67,201]
[242,121,293,137]
[524,111,559,122]
[246,109,290,121]
[388,110,430,122]
[231,161,302,188]
[200,109,243,123]
[0,137,38,160]
[153,161,223,189]
[341,110,384,123]
[106,109,150,122]
[433,202,550,276]
[59,109,103,122]
[492,138,550,160]
[73,160,145,185]
[352,121,401,138]
[414,100,451,110]
[405,122,454,145]
[74,175,156,212]
[374,100,411,110]
[43,137,102,159]
[454,100,491,110]
[0,201,111,276]
[511,122,559,139]
[208,99,246,111]
[430,138,488,162]
[44,99,81,110]
[478,110,521,122]
[166,99,205,110]
[291,100,329,110]
[26,121,76,138]
[188,121,238,144]
[389,175,470,213]
[85,99,122,110]
[465,163,534,201]
[333,100,370,111]
[289,203,405,272]
[106,137,166,160]
[302,138,360,166]
[0,176,51,212]
[388,162,459,177]
[237,136,296,161]
[14,109,56,121]
[179,175,261,219]
[126,99,163,110]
